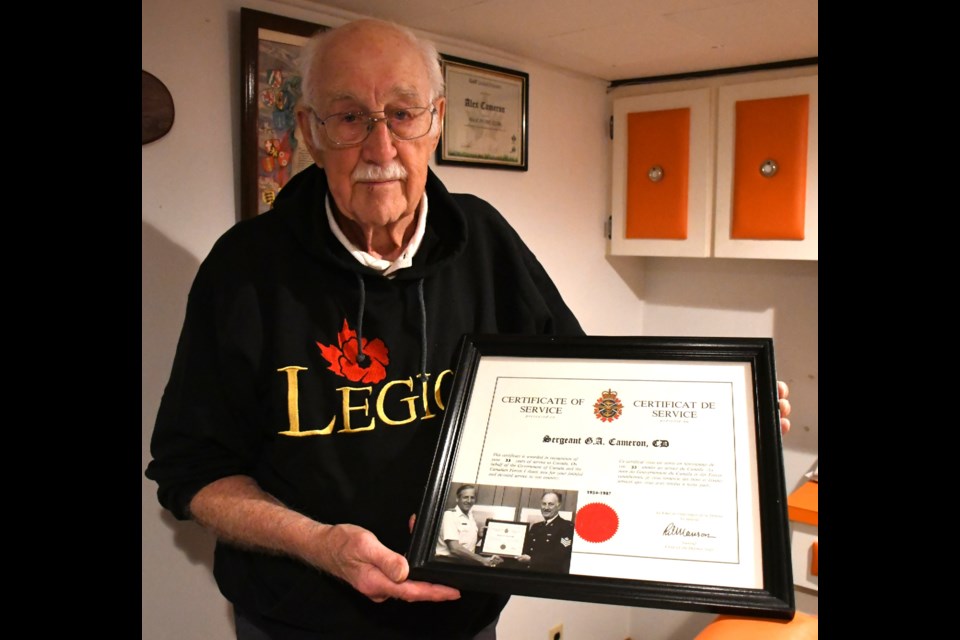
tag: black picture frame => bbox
[240,8,327,221]
[477,519,530,559]
[436,54,529,170]
[408,334,794,619]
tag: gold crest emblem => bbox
[593,388,623,422]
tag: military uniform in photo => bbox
[523,516,574,573]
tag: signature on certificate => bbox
[662,522,715,538]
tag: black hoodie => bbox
[146,165,583,638]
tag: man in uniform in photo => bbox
[435,484,503,568]
[518,491,574,573]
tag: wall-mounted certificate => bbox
[408,335,795,619]
[436,55,528,170]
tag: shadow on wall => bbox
[143,219,218,569]
[604,254,648,304]
[602,253,818,474]
[162,509,217,568]
[143,220,236,635]
[142,221,218,565]
[142,220,201,476]
[635,256,818,457]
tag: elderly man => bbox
[145,17,792,640]
[145,18,584,640]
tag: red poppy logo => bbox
[317,319,390,384]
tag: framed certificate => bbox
[436,55,529,170]
[478,519,529,558]
[407,335,795,619]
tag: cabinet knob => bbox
[647,165,664,182]
[759,159,779,177]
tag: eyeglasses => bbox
[309,105,438,146]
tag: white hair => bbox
[297,20,445,149]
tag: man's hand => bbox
[312,523,461,603]
[189,478,459,605]
[207,380,790,605]
[484,554,504,568]
[778,380,791,435]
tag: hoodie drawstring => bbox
[353,273,428,378]
[354,273,368,366]
[416,278,427,380]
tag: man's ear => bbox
[295,108,325,167]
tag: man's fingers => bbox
[776,381,791,435]
[390,579,461,602]
[780,414,791,435]
[777,380,790,400]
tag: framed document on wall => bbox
[436,55,528,170]
[408,335,794,619]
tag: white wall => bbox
[142,1,817,638]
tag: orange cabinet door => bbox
[610,89,713,257]
[715,75,818,260]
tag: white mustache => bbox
[352,162,408,182]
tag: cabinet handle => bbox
[759,159,779,177]
[647,165,664,182]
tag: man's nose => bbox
[361,117,398,158]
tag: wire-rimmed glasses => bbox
[309,105,438,146]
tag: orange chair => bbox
[694,611,818,639]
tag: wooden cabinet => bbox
[609,70,817,260]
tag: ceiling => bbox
[296,0,818,83]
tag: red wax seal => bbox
[575,502,619,543]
